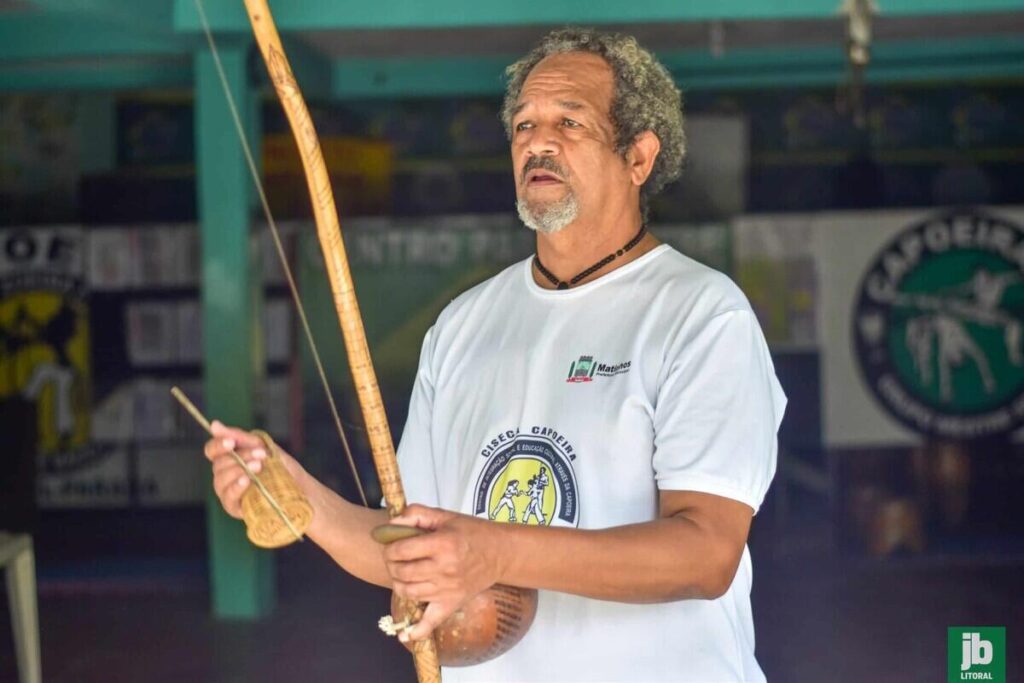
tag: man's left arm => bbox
[385,491,750,641]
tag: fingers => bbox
[210,420,264,450]
[203,421,270,519]
[387,558,438,584]
[212,459,262,518]
[212,455,263,492]
[391,578,438,604]
[382,533,439,563]
[403,601,453,643]
[204,436,265,462]
[203,427,268,463]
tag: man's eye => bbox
[515,121,533,132]
[562,118,581,128]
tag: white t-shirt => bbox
[396,244,786,682]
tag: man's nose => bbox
[525,126,561,157]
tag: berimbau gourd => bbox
[180,1,538,681]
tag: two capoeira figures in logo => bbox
[490,466,549,525]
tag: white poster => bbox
[126,301,177,365]
[136,226,183,287]
[87,228,137,290]
[92,383,135,441]
[174,224,200,287]
[133,378,177,440]
[816,207,1024,447]
[176,300,202,364]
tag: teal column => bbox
[195,41,275,619]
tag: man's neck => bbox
[532,210,657,289]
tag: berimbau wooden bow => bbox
[193,0,442,680]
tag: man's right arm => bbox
[205,420,393,589]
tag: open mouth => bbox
[526,171,563,186]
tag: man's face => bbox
[510,52,628,234]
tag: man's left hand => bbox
[383,504,506,642]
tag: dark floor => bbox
[1,503,1022,683]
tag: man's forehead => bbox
[515,52,613,110]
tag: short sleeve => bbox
[393,326,441,508]
[652,309,786,514]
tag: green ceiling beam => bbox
[29,0,177,36]
[175,0,1024,32]
[679,52,1024,89]
[0,58,191,92]
[30,0,172,18]
[334,56,510,98]
[671,35,1024,86]
[331,36,1024,98]
[0,13,190,62]
[0,12,329,98]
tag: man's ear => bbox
[628,131,661,187]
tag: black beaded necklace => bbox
[533,225,647,290]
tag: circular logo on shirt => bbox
[475,427,580,527]
[852,209,1024,439]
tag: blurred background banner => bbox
[813,207,1024,447]
[0,226,107,509]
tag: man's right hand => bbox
[203,420,394,590]
[203,421,301,519]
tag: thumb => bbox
[403,601,452,643]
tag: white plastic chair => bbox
[0,533,40,683]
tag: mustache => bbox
[521,156,568,183]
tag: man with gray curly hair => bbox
[503,28,686,233]
[205,27,783,682]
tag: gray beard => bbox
[516,191,579,235]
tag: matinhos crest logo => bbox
[566,354,632,383]
[853,209,1024,439]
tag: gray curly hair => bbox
[501,28,686,216]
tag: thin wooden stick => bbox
[170,386,303,543]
